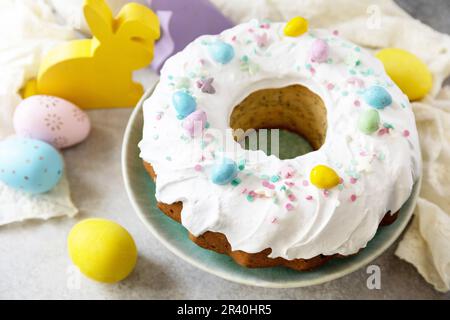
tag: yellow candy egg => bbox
[376,48,432,101]
[310,165,340,189]
[284,17,309,37]
[68,218,137,283]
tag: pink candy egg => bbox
[13,95,91,149]
[310,39,329,63]
[182,110,207,137]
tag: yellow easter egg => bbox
[284,17,309,37]
[68,218,137,283]
[376,48,432,101]
[310,165,340,189]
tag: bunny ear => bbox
[116,3,160,41]
[83,0,113,41]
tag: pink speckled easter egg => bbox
[13,95,91,149]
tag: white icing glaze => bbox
[139,20,421,259]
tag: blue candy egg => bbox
[208,41,235,64]
[363,86,392,109]
[211,158,238,185]
[172,91,196,118]
[0,137,64,194]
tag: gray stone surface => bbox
[1,1,450,300]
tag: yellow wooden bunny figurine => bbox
[26,0,160,109]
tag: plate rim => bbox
[121,86,421,288]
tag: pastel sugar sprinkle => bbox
[350,177,358,184]
[403,130,410,137]
[194,164,203,172]
[285,181,295,187]
[262,180,275,189]
[269,175,279,183]
[288,194,297,202]
[280,165,296,179]
[350,194,357,202]
[238,159,246,171]
[306,195,313,200]
[231,178,241,186]
[323,190,330,197]
[246,195,254,202]
[285,203,294,211]
[302,180,309,187]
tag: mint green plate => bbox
[122,88,421,288]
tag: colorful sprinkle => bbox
[262,180,275,189]
[350,194,357,202]
[255,33,270,48]
[238,159,246,171]
[288,194,297,202]
[231,178,241,186]
[285,203,294,211]
[194,164,203,172]
[347,77,365,88]
[270,175,280,183]
[196,77,216,94]
[280,165,296,179]
[306,195,313,201]
[403,130,410,137]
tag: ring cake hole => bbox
[230,84,327,159]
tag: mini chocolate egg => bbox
[182,110,207,137]
[284,16,309,37]
[358,109,380,134]
[68,218,137,283]
[363,86,392,109]
[0,137,63,194]
[310,39,329,63]
[310,165,340,189]
[208,40,235,64]
[13,95,90,149]
[172,91,197,118]
[376,48,432,101]
[211,158,238,185]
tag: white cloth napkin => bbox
[209,0,450,293]
[0,0,78,224]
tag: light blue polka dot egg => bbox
[172,91,196,118]
[0,137,64,194]
[208,40,235,64]
[363,86,392,109]
[211,158,238,185]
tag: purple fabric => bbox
[150,0,234,73]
